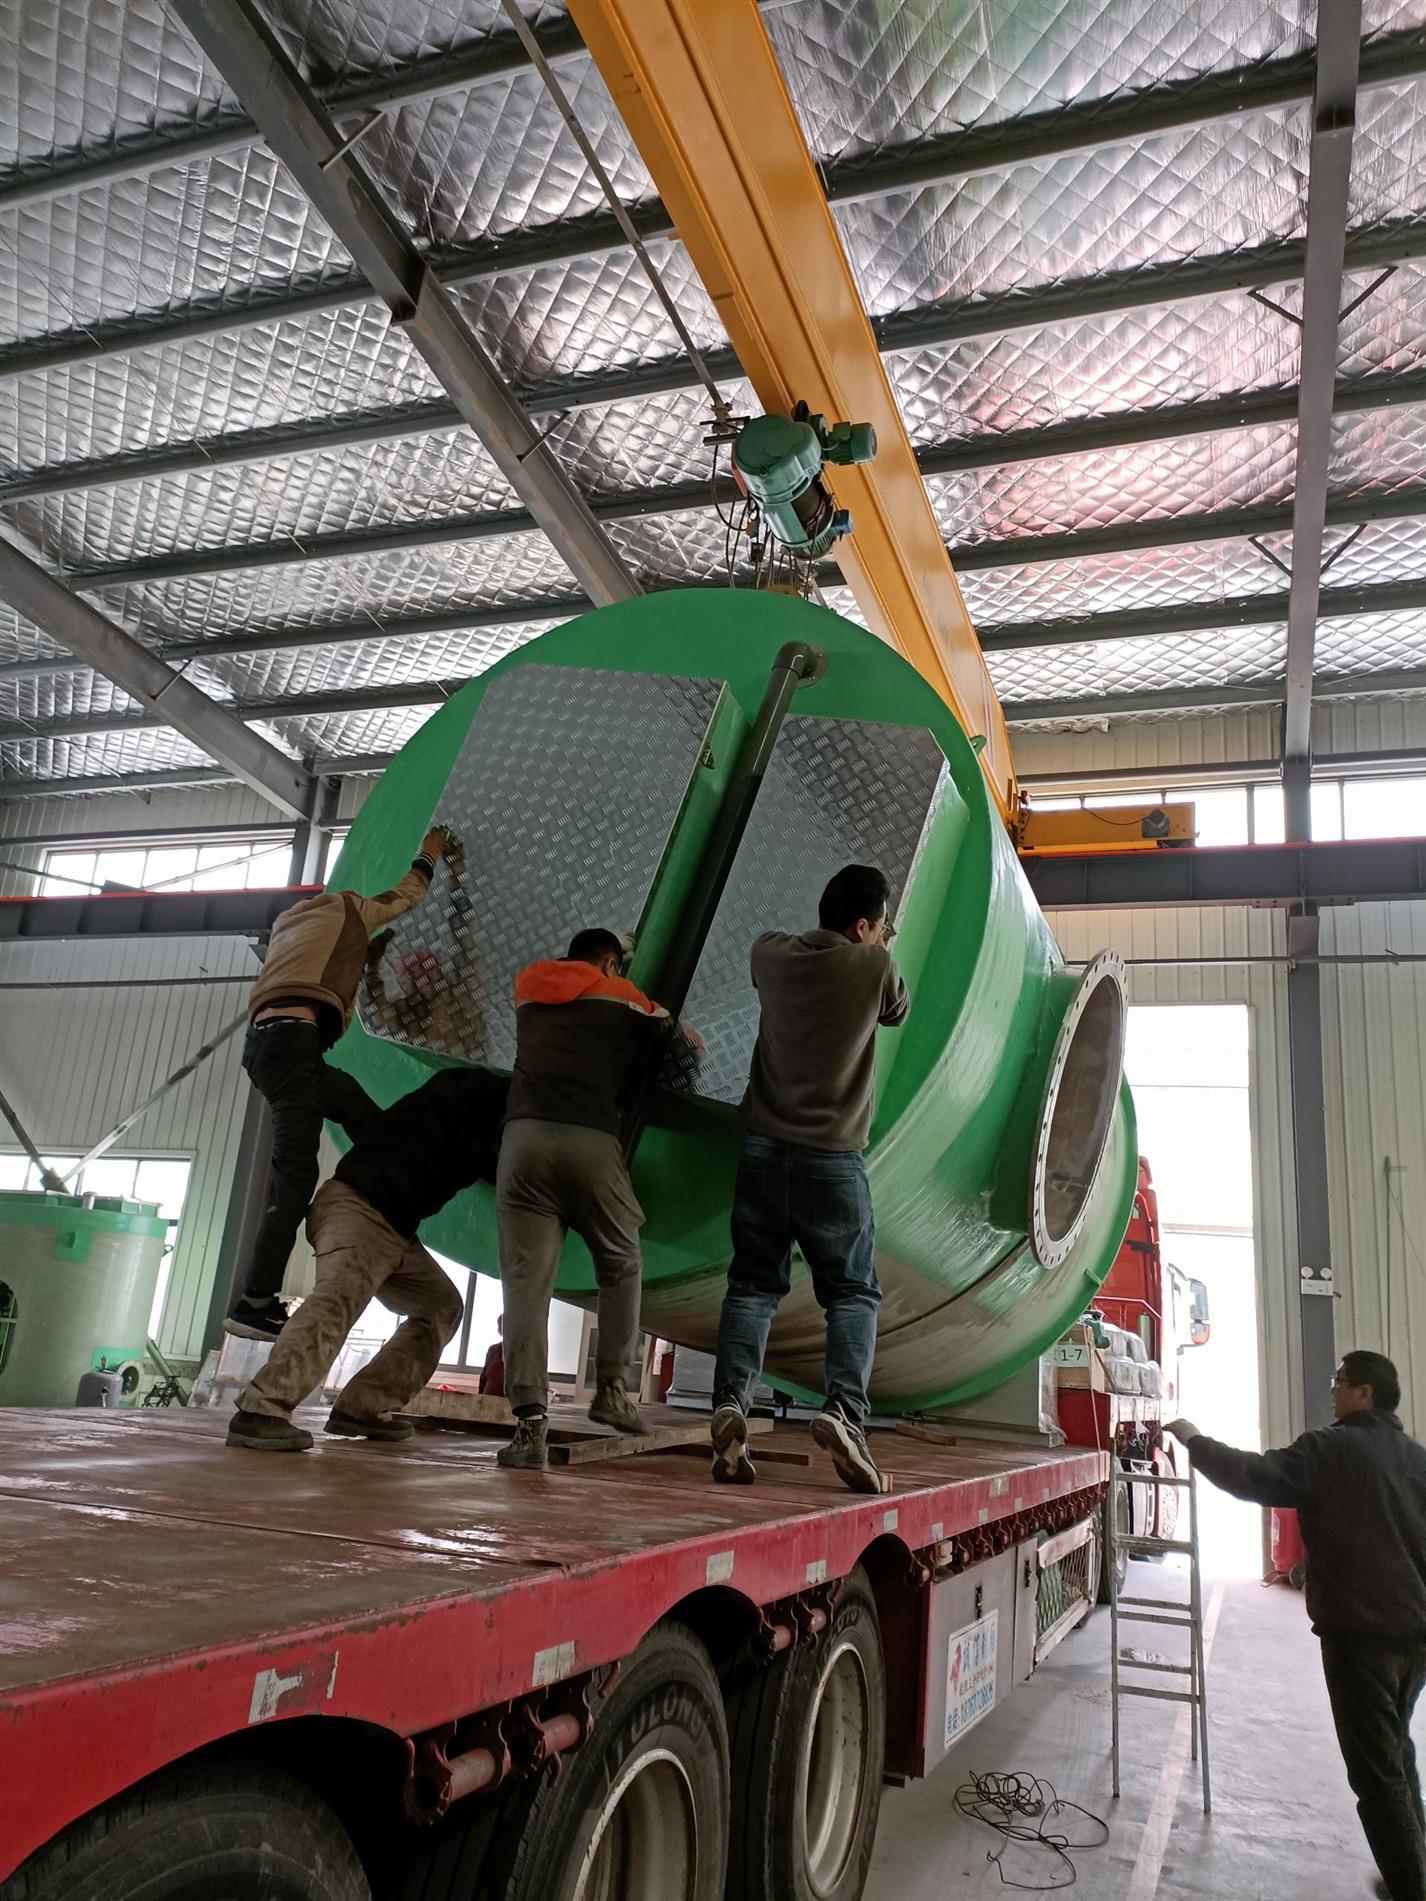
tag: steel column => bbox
[170,0,638,610]
[0,533,313,819]
[202,1081,272,1353]
[287,774,341,887]
[1282,0,1363,824]
[1286,905,1338,1427]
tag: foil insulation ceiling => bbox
[1,0,1425,788]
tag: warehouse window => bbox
[0,1152,192,1336]
[39,836,292,897]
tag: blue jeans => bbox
[713,1133,881,1422]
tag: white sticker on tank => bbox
[883,1509,899,1532]
[706,1550,735,1584]
[806,1559,827,1585]
[534,1641,576,1687]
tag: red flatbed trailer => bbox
[0,1407,1106,1901]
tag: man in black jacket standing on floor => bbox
[1168,1350,1426,1901]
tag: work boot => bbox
[223,1297,288,1343]
[226,1409,313,1452]
[498,1413,549,1469]
[811,1406,883,1495]
[710,1398,756,1485]
[589,1378,644,1434]
[324,1409,415,1442]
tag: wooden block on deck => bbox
[407,1386,513,1426]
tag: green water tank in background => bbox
[329,591,1137,1416]
[0,1192,167,1408]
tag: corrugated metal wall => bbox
[0,777,379,1360]
[1319,902,1426,1438]
[0,932,256,1362]
[1014,699,1426,780]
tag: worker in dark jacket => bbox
[495,928,700,1469]
[227,1065,507,1452]
[1168,1350,1426,1901]
[226,824,458,1343]
[711,864,909,1496]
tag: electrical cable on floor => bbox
[954,1771,1109,1890]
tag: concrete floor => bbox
[868,1563,1406,1901]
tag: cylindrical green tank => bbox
[331,591,1136,1414]
[0,1191,166,1407]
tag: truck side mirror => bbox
[1188,1277,1211,1348]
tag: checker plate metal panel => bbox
[676,716,948,1106]
[357,666,725,1071]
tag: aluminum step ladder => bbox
[1108,1464,1210,1813]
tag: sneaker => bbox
[226,1409,313,1453]
[223,1298,288,1343]
[589,1378,645,1435]
[710,1399,756,1485]
[324,1409,415,1442]
[811,1407,883,1495]
[497,1414,549,1469]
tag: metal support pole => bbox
[203,1082,272,1353]
[1281,0,1363,796]
[288,774,341,887]
[171,0,640,610]
[1287,904,1337,1427]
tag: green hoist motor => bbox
[732,401,876,559]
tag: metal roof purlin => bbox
[168,0,639,611]
[51,487,1426,595]
[0,533,313,819]
[9,367,1426,512]
[1282,2,1364,836]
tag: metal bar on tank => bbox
[622,640,826,1156]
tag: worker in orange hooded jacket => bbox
[495,927,701,1469]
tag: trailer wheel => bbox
[1097,1476,1131,1605]
[724,1566,885,1901]
[490,1618,728,1901]
[0,1756,369,1901]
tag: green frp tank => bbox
[331,591,1137,1414]
[0,1192,166,1407]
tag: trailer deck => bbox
[0,1406,1103,1879]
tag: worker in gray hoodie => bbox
[710,863,909,1495]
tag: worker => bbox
[225,824,457,1343]
[1168,1351,1426,1901]
[710,864,909,1496]
[226,1064,507,1452]
[495,928,700,1470]
[479,1315,506,1399]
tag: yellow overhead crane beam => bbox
[569,0,1019,825]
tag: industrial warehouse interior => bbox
[3,2,1426,1898]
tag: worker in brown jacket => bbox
[224,825,455,1342]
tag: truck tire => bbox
[467,1619,729,1901]
[1097,1477,1130,1604]
[724,1567,885,1901]
[0,1756,370,1901]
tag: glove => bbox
[422,825,459,859]
[1163,1417,1201,1444]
